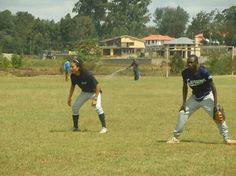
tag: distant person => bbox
[67,58,108,133]
[128,59,140,80]
[167,55,236,145]
[63,59,70,81]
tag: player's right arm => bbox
[67,84,75,107]
[180,81,188,112]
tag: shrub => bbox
[0,54,11,69]
[206,54,233,75]
[11,54,22,68]
[169,54,185,75]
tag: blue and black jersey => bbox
[71,70,98,93]
[182,66,212,101]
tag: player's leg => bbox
[91,92,108,133]
[172,96,200,139]
[201,92,230,141]
[65,70,69,81]
[71,92,90,131]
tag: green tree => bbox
[153,6,189,37]
[14,12,35,54]
[169,54,185,74]
[104,0,151,37]
[0,10,16,53]
[60,14,97,48]
[73,16,97,41]
[74,39,101,63]
[60,14,76,47]
[186,10,215,40]
[73,0,108,37]
[223,6,236,46]
[32,19,61,54]
[0,10,15,35]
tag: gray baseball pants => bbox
[72,92,104,116]
[173,91,230,141]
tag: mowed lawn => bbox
[0,74,236,176]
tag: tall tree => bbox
[153,6,189,37]
[32,19,61,54]
[73,0,108,37]
[104,0,151,37]
[73,16,97,41]
[60,14,97,49]
[186,10,215,40]
[222,6,236,46]
[0,10,16,53]
[14,12,35,54]
[60,14,75,47]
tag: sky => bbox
[0,0,235,24]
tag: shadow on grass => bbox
[49,128,90,133]
[181,139,220,144]
[156,139,221,144]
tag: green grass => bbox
[0,75,236,176]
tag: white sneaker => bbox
[167,137,180,144]
[99,127,108,134]
[224,139,236,145]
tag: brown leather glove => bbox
[213,105,225,123]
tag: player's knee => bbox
[94,106,104,115]
[72,105,79,115]
[179,110,189,116]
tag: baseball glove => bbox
[213,105,225,123]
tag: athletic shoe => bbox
[99,127,108,134]
[224,139,236,145]
[72,127,81,132]
[167,137,180,144]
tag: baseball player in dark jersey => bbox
[128,59,140,80]
[167,55,236,144]
[67,58,108,133]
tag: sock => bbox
[98,113,106,128]
[72,115,79,129]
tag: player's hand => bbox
[91,99,97,106]
[67,98,72,107]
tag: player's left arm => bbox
[92,84,100,106]
[203,68,217,107]
[210,80,217,107]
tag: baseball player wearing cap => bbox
[167,55,236,145]
[67,59,108,133]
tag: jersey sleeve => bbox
[202,67,212,82]
[70,74,77,86]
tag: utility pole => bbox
[29,39,32,55]
[231,46,234,76]
[166,47,169,78]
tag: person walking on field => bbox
[128,59,140,80]
[64,59,70,81]
[67,58,108,133]
[167,55,236,145]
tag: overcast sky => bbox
[0,0,235,24]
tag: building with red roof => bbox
[143,35,174,47]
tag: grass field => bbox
[0,74,236,176]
